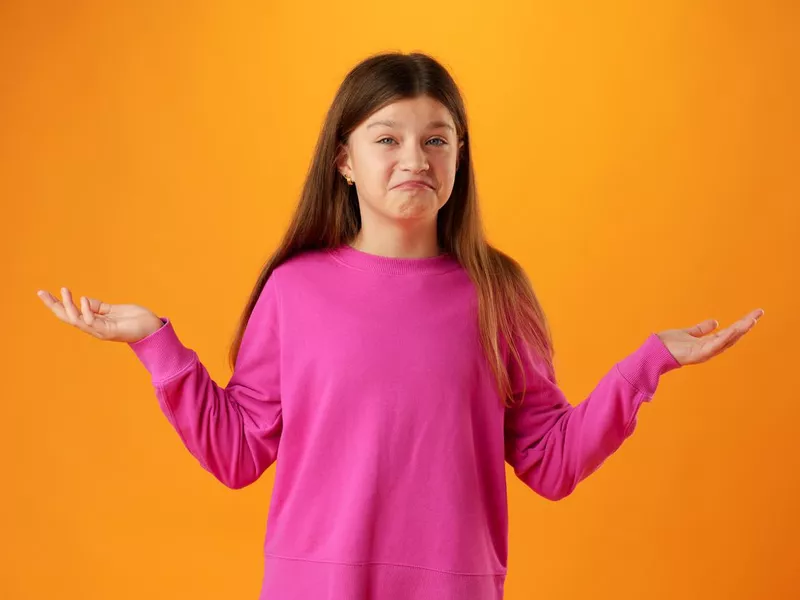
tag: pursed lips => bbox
[393,180,434,190]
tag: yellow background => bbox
[2,1,798,598]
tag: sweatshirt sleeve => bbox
[504,333,681,501]
[127,273,283,490]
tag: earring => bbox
[343,174,354,186]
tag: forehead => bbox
[361,96,455,130]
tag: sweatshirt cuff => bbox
[615,332,682,399]
[127,317,197,383]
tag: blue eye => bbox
[376,137,448,146]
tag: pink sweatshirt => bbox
[128,244,682,599]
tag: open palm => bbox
[657,309,764,366]
[37,287,163,343]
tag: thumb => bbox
[84,296,112,315]
[685,318,719,338]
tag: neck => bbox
[349,226,441,259]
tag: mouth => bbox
[394,181,434,190]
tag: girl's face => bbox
[337,95,463,226]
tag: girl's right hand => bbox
[37,287,165,344]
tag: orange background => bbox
[2,1,798,598]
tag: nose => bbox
[399,141,429,172]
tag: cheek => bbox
[360,153,393,180]
[435,159,457,186]
[433,151,456,170]
[355,159,393,201]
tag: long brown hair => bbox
[228,51,555,408]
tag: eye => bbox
[376,137,448,146]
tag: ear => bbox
[336,143,353,179]
[456,139,465,170]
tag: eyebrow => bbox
[366,119,455,133]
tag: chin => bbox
[393,201,439,220]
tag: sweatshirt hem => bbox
[264,552,506,577]
[260,553,507,600]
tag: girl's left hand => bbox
[656,308,765,366]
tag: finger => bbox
[729,310,762,332]
[705,326,740,355]
[61,287,88,333]
[61,287,82,325]
[708,313,757,342]
[716,327,747,355]
[38,289,101,335]
[37,289,59,306]
[80,296,95,326]
[686,319,719,338]
[37,289,59,309]
[731,315,758,334]
[85,296,112,316]
[37,290,70,321]
[707,318,756,358]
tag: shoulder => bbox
[270,247,335,283]
[263,248,345,303]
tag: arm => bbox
[504,333,681,501]
[128,274,283,489]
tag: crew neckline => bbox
[327,243,461,275]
